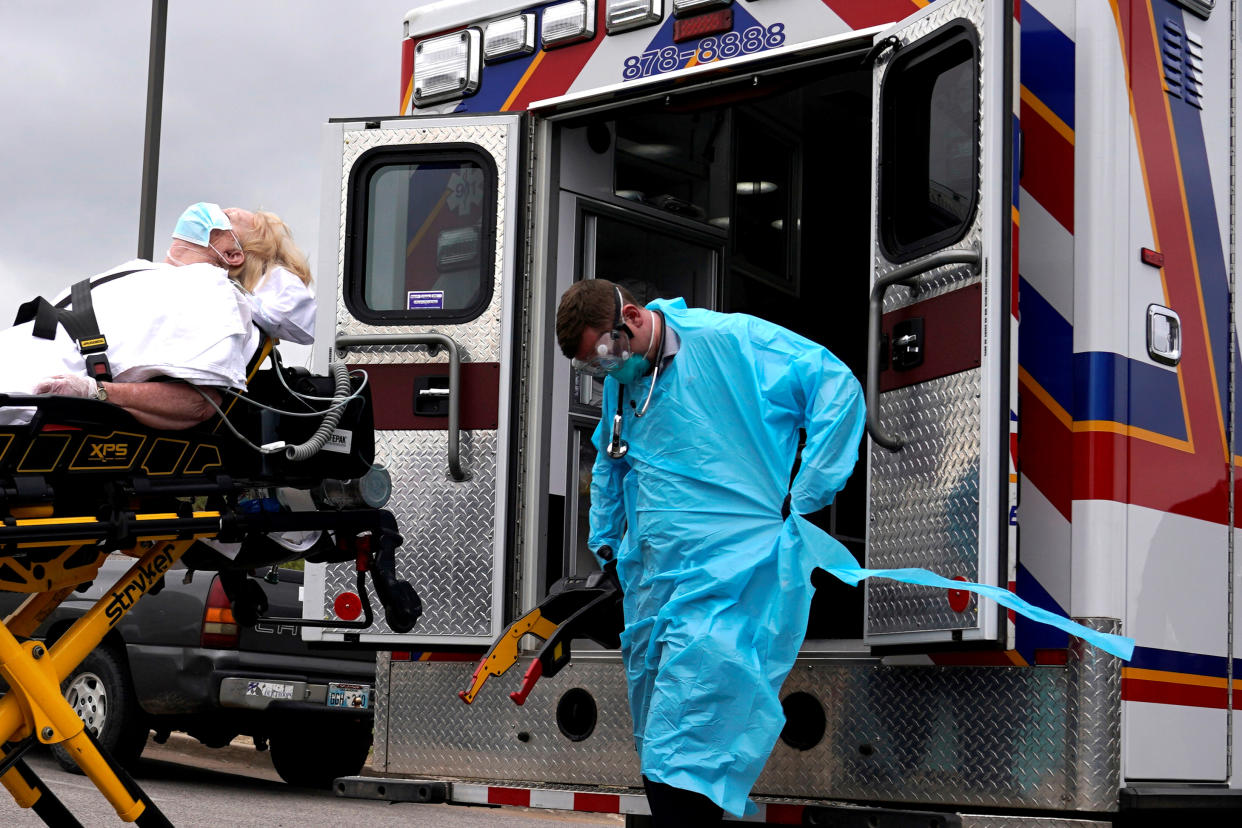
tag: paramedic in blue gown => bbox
[556,279,865,824]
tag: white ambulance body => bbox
[306,0,1240,822]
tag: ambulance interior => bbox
[542,19,978,644]
[547,61,878,642]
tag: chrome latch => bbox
[891,318,924,371]
[1147,304,1181,366]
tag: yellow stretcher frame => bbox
[0,518,208,825]
[0,339,407,824]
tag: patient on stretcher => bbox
[0,203,314,429]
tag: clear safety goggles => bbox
[571,327,632,377]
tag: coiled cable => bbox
[285,360,351,461]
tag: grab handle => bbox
[335,333,470,481]
[867,248,981,452]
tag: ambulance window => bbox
[345,145,496,324]
[570,429,598,577]
[571,210,719,410]
[731,112,799,291]
[613,111,729,227]
[878,24,979,263]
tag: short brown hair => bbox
[556,279,635,358]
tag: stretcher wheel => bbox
[51,644,147,772]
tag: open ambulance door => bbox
[306,112,524,645]
[864,0,1016,650]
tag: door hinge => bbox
[863,35,901,66]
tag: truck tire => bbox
[269,716,371,788]
[51,646,147,772]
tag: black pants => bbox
[642,776,723,826]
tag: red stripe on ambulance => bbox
[1019,97,1073,232]
[452,783,806,821]
[818,0,924,29]
[505,2,609,110]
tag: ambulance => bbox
[305,0,1240,822]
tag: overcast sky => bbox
[0,0,419,343]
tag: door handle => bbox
[413,377,451,416]
[867,248,980,452]
[335,333,471,481]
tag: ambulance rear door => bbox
[307,112,524,645]
[864,0,1017,649]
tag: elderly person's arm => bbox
[33,375,221,430]
[100,381,221,429]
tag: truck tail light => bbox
[201,576,240,648]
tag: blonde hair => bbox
[230,210,312,292]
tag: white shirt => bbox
[241,266,316,345]
[0,259,253,424]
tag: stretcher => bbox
[0,345,421,826]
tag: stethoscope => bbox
[606,310,666,460]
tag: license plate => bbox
[247,681,295,700]
[328,682,371,710]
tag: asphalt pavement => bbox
[0,734,623,827]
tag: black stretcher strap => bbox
[11,268,145,385]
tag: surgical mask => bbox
[610,354,650,385]
[172,202,232,247]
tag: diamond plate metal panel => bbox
[334,122,513,364]
[381,621,1121,811]
[382,657,639,782]
[1064,620,1122,811]
[325,118,516,641]
[874,0,987,313]
[322,430,497,636]
[767,661,1069,807]
[869,371,982,634]
[865,0,1002,644]
[373,651,391,768]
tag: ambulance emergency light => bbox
[606,0,663,34]
[413,28,482,107]
[542,0,596,49]
[484,14,536,62]
[672,0,732,16]
[1173,0,1214,19]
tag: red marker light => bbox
[334,591,363,621]
[673,9,733,44]
[946,576,971,613]
[1140,247,1165,268]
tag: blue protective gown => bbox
[587,299,1134,817]
[588,299,865,817]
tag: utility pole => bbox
[137,0,167,260]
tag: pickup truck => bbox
[0,553,375,788]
